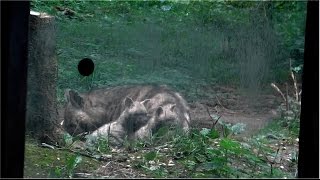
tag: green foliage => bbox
[66,154,83,177]
[24,137,101,178]
[210,118,247,138]
[31,0,306,97]
[144,151,157,161]
[63,132,73,147]
[96,136,111,153]
[27,1,303,178]
[25,120,298,178]
[200,128,219,139]
[85,135,111,154]
[270,66,301,137]
[51,153,82,178]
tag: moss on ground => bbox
[24,137,101,178]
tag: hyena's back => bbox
[63,84,190,135]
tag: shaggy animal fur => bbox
[63,85,190,139]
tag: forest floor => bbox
[76,85,298,178]
[189,85,281,137]
[90,86,284,178]
[25,84,299,178]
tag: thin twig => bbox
[206,107,220,129]
[298,90,302,102]
[41,143,55,149]
[270,83,286,103]
[74,173,93,178]
[213,116,221,130]
[272,148,280,165]
[215,95,236,114]
[289,58,300,102]
[291,71,299,102]
[285,83,289,111]
[154,143,170,150]
[64,148,100,160]
[39,142,111,162]
[108,123,111,142]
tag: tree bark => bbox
[26,11,62,144]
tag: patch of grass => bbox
[153,129,284,177]
[255,117,299,145]
[24,137,101,178]
[107,125,296,178]
[25,115,299,178]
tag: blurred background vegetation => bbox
[30,0,306,105]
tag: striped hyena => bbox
[63,85,191,142]
[86,96,151,146]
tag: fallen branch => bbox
[40,143,55,149]
[38,142,111,162]
[74,173,93,178]
[154,143,170,150]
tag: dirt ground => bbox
[188,85,282,137]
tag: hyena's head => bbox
[63,89,97,136]
[120,97,151,132]
[123,97,149,116]
[151,103,190,133]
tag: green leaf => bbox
[207,129,220,139]
[292,65,303,73]
[200,128,210,136]
[155,126,170,137]
[195,153,207,163]
[184,160,196,169]
[230,123,246,135]
[201,157,228,171]
[220,138,243,154]
[206,148,222,157]
[144,151,157,161]
[210,114,221,120]
[53,167,62,177]
[63,133,73,146]
[202,162,219,170]
[74,155,82,168]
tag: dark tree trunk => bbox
[298,1,319,178]
[1,1,30,177]
[26,11,62,144]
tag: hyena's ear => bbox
[64,89,72,102]
[155,106,164,117]
[170,104,176,112]
[124,97,134,108]
[141,99,151,107]
[66,89,83,109]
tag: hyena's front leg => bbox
[86,121,126,146]
[134,116,156,140]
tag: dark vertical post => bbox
[27,11,59,144]
[298,1,319,178]
[1,1,30,178]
